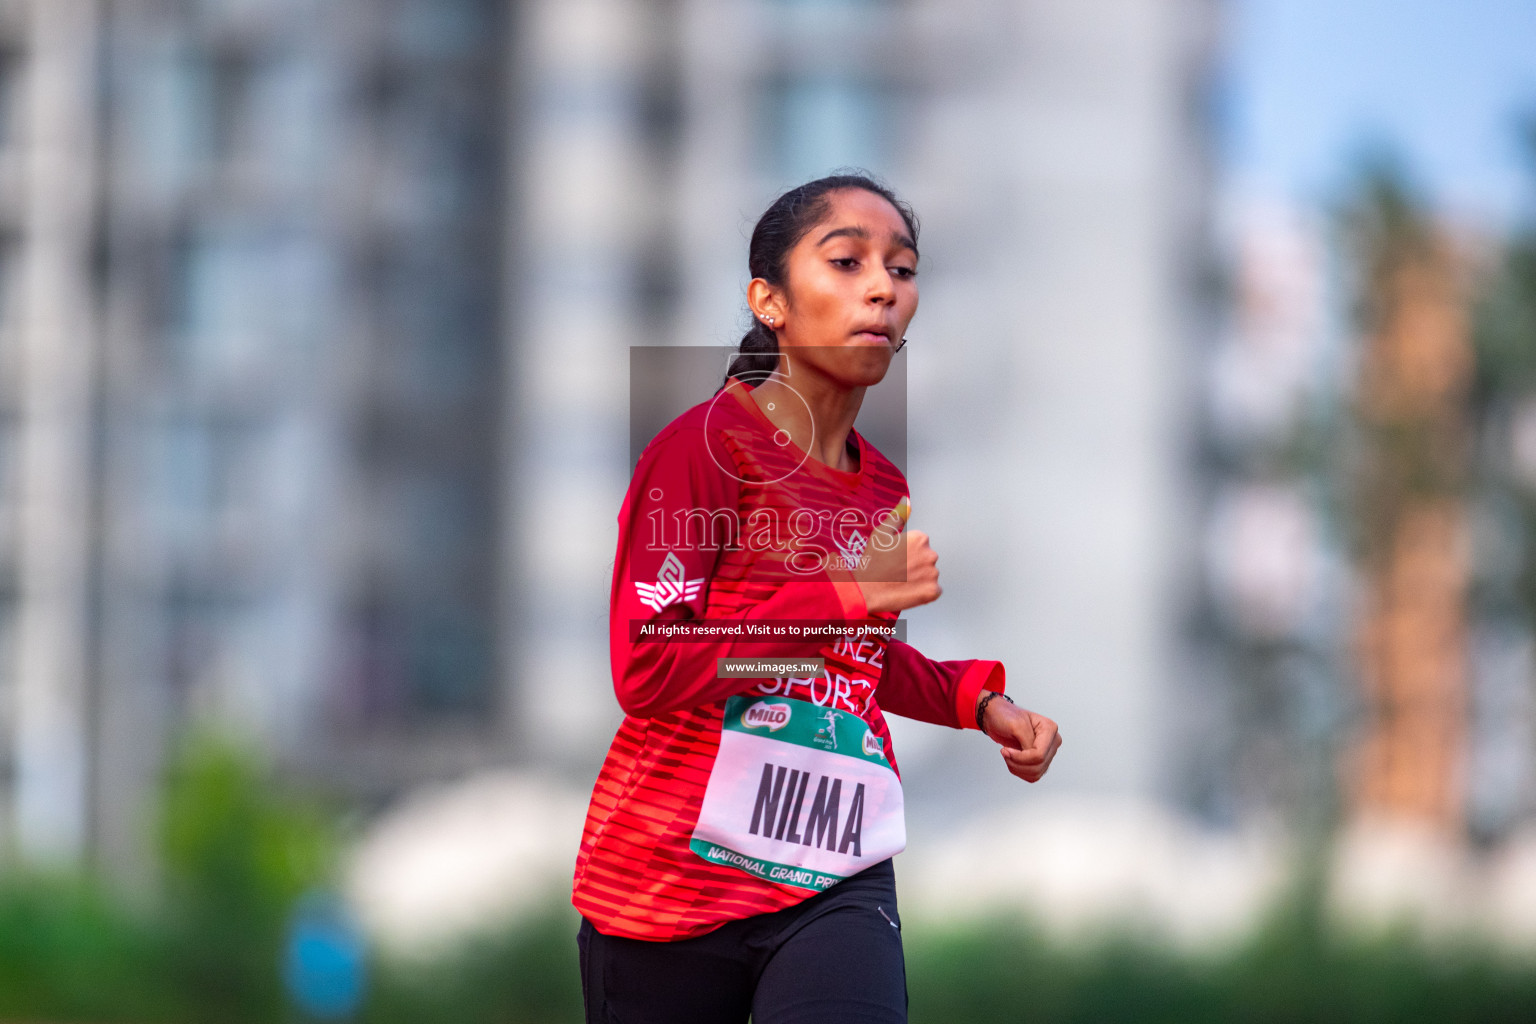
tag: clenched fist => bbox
[855,528,941,615]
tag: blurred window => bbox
[159,420,218,552]
[170,229,322,384]
[372,72,497,232]
[193,46,322,188]
[195,45,259,168]
[157,417,270,569]
[163,591,258,712]
[192,0,306,24]
[405,603,491,716]
[374,250,492,405]
[132,38,291,185]
[344,599,492,724]
[1193,63,1233,159]
[172,231,264,383]
[0,416,14,558]
[764,76,890,182]
[0,596,13,712]
[765,0,891,38]
[766,0,887,14]
[248,55,324,188]
[396,469,483,585]
[342,459,495,726]
[0,233,17,357]
[125,45,214,199]
[0,46,18,151]
[388,0,495,61]
[0,414,12,483]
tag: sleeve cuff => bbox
[956,660,1006,731]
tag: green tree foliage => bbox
[156,732,335,1021]
[0,877,170,1022]
[1473,120,1536,403]
[5,743,1536,1020]
[0,731,336,1023]
[1470,118,1536,624]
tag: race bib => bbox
[691,695,905,891]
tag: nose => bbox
[866,264,895,306]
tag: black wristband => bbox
[975,690,1014,732]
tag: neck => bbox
[750,362,865,471]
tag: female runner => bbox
[573,174,1062,1024]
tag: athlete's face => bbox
[766,189,919,388]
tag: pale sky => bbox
[1224,0,1536,228]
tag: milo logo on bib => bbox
[691,695,905,891]
[741,701,791,731]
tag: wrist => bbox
[974,690,1014,733]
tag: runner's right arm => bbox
[609,425,866,719]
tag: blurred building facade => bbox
[0,0,511,876]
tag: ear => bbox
[747,278,785,328]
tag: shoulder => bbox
[635,381,765,469]
[853,431,910,498]
[637,390,739,464]
[628,388,756,508]
[637,397,710,455]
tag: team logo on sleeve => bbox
[634,551,704,612]
[832,528,870,571]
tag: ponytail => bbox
[725,320,779,382]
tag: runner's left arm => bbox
[875,640,1004,731]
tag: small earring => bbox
[893,336,908,353]
[763,316,775,327]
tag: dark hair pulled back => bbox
[725,172,919,383]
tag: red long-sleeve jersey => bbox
[572,379,1005,940]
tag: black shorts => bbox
[577,858,907,1024]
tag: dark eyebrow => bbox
[816,226,869,246]
[815,225,919,257]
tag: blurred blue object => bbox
[284,890,367,1020]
